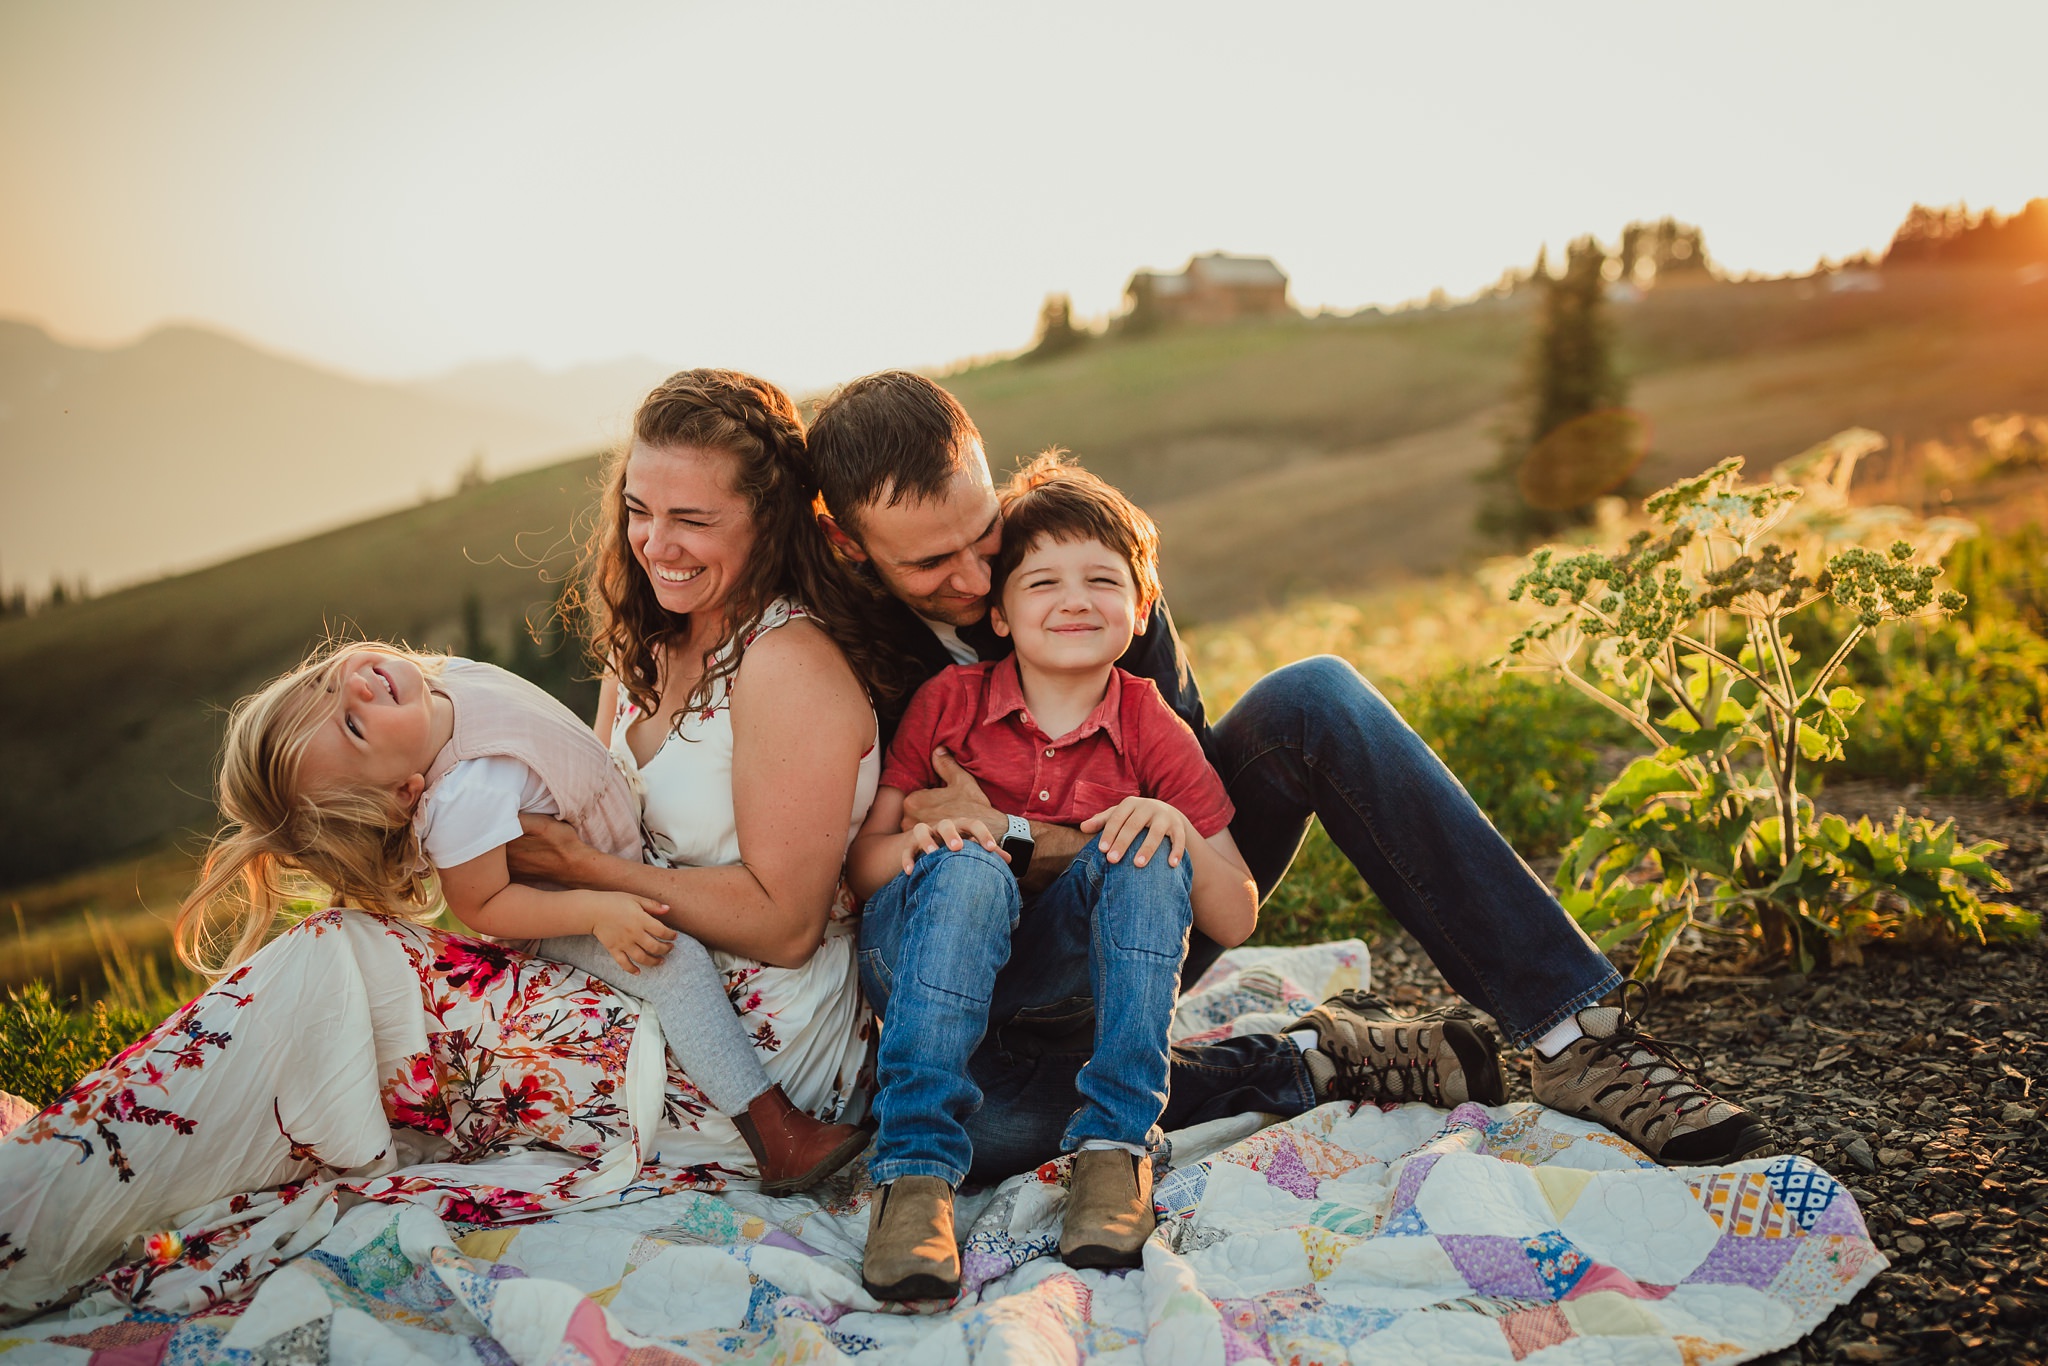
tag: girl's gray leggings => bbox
[537,931,773,1115]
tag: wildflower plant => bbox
[1498,430,2033,977]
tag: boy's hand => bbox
[902,818,1009,875]
[589,893,678,974]
[1082,797,1192,869]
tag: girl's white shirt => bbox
[415,754,559,870]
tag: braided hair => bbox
[578,368,919,727]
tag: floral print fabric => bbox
[0,909,732,1322]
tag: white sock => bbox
[1287,1029,1320,1053]
[1534,1017,1585,1059]
[1078,1138,1148,1157]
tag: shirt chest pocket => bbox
[1068,779,1133,820]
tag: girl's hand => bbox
[902,818,1008,875]
[1081,797,1192,868]
[589,893,677,974]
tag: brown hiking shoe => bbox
[1294,990,1506,1107]
[732,1085,871,1197]
[1060,1148,1155,1270]
[1530,986,1774,1167]
[861,1176,960,1302]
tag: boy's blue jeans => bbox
[858,838,1203,1188]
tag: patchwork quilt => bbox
[0,942,1882,1364]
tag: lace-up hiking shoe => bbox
[1530,991,1774,1167]
[1294,990,1506,1107]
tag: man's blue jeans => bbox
[1199,656,1622,1045]
[858,839,1216,1187]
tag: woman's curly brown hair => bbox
[578,368,920,725]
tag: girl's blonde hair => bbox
[176,639,445,976]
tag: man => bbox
[807,371,1771,1179]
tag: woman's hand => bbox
[587,892,678,975]
[901,818,1008,875]
[1081,797,1192,868]
[507,815,598,886]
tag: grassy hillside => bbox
[946,266,2048,620]
[5,263,2046,891]
[0,457,602,886]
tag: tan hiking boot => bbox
[1294,990,1506,1107]
[732,1085,871,1197]
[1060,1148,1155,1270]
[861,1176,960,1302]
[1530,988,1774,1166]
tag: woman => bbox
[0,370,909,1324]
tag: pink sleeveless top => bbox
[421,660,644,862]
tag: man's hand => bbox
[900,818,1009,875]
[1081,797,1193,869]
[587,892,678,975]
[900,747,1003,831]
[507,814,597,886]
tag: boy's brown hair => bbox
[991,451,1162,611]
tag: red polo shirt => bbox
[880,658,1235,836]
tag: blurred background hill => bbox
[6,244,2046,897]
[0,319,661,595]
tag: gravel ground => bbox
[1365,783,2048,1364]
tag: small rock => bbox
[1844,1137,1877,1172]
[1999,1102,2036,1125]
[1879,1148,1915,1168]
[1841,1343,1896,1362]
[1895,1235,1927,1255]
[1929,1211,1969,1231]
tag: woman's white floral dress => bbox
[0,603,878,1323]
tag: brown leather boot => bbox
[1059,1148,1155,1270]
[730,1085,870,1197]
[861,1176,960,1301]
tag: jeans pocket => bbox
[857,946,894,1013]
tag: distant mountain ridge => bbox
[406,356,674,444]
[0,320,657,594]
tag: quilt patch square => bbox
[1501,1303,1574,1360]
[1441,1234,1548,1298]
[1765,1157,1842,1231]
[1522,1229,1592,1299]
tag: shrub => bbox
[1845,618,2048,806]
[1251,820,1392,949]
[1397,667,1632,858]
[1,915,195,1109]
[1499,432,2035,977]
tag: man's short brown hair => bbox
[991,452,1162,611]
[807,371,982,535]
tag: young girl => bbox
[177,638,870,1196]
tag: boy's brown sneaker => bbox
[1295,990,1506,1107]
[861,1176,960,1302]
[1530,989,1774,1167]
[1060,1148,1155,1270]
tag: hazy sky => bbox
[3,1,2044,392]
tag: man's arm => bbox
[1117,594,1208,745]
[898,748,1088,894]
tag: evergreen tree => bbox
[1023,293,1088,363]
[1478,236,1632,541]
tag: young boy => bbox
[847,453,1260,1300]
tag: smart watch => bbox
[1000,813,1035,879]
